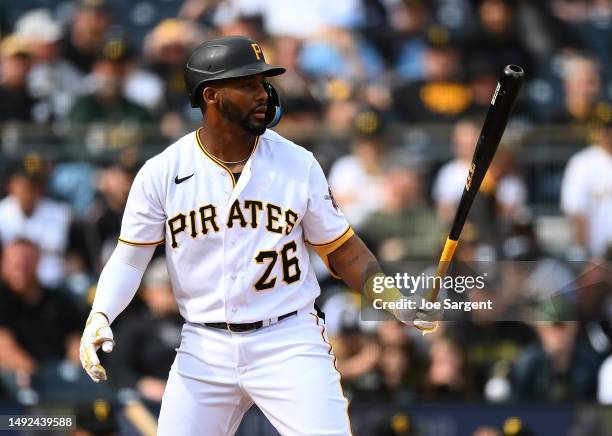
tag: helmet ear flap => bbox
[263,82,282,128]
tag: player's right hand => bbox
[80,312,115,382]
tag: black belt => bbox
[199,311,298,332]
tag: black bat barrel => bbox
[448,64,525,241]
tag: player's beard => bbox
[219,98,266,135]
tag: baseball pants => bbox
[157,305,352,435]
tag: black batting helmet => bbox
[184,35,285,127]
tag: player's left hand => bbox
[79,312,115,382]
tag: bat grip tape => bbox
[440,237,458,262]
[425,237,459,302]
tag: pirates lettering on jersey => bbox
[266,204,283,234]
[284,209,298,235]
[244,200,263,228]
[200,205,220,234]
[227,200,248,228]
[168,213,187,249]
[167,200,300,249]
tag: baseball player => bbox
[79,35,433,435]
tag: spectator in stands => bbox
[179,0,220,26]
[0,156,72,288]
[60,0,111,74]
[512,321,602,401]
[225,0,364,39]
[0,239,83,385]
[0,35,37,122]
[487,148,528,226]
[359,162,443,261]
[69,38,153,126]
[370,321,415,403]
[560,112,612,258]
[299,24,389,125]
[393,26,471,123]
[551,54,603,126]
[447,321,536,402]
[497,218,576,319]
[321,89,361,140]
[108,258,182,409]
[68,38,154,150]
[433,118,480,225]
[421,336,475,401]
[464,57,502,117]
[434,118,527,248]
[16,9,87,121]
[138,18,204,139]
[328,108,387,227]
[298,27,385,84]
[267,36,321,123]
[217,14,265,41]
[142,19,203,116]
[463,0,534,74]
[83,164,135,272]
[388,0,432,78]
[548,0,612,73]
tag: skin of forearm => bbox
[327,234,431,331]
[327,235,380,292]
[0,329,38,373]
[327,235,403,303]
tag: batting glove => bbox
[389,295,441,331]
[80,312,115,382]
[364,272,441,329]
[413,309,439,333]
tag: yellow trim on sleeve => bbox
[306,226,354,255]
[118,237,165,247]
[306,226,354,279]
[195,128,260,188]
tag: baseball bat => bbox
[414,64,525,333]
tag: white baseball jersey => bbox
[561,144,612,256]
[119,128,353,323]
[0,196,71,287]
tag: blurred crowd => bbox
[0,0,611,136]
[0,0,612,434]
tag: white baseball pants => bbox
[157,305,352,435]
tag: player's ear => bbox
[202,86,220,107]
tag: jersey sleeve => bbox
[118,160,166,246]
[302,157,354,278]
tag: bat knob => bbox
[413,319,439,335]
[504,64,524,78]
[101,341,114,353]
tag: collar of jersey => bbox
[195,127,260,187]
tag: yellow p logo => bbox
[251,43,262,60]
